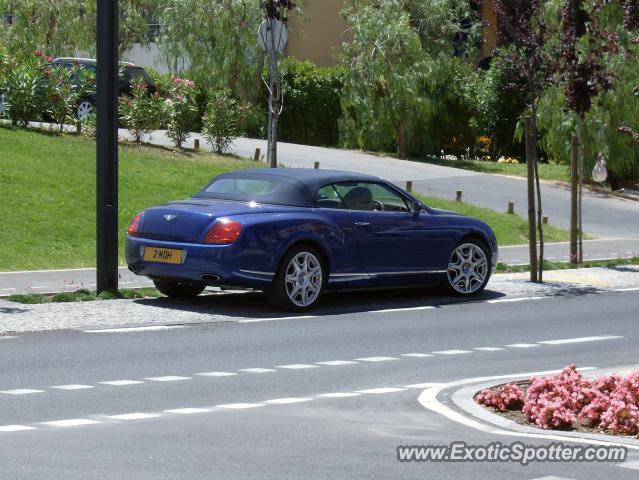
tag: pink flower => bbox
[34,49,43,57]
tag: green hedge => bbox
[276,59,345,147]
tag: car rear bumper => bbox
[125,235,274,289]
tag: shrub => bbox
[202,89,239,154]
[276,59,344,147]
[476,383,525,411]
[119,81,164,143]
[165,75,198,148]
[3,54,47,126]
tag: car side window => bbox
[315,185,345,209]
[333,182,410,212]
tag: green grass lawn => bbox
[421,156,572,183]
[0,127,569,271]
[0,127,255,271]
[417,195,569,246]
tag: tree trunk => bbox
[397,122,406,160]
[570,132,579,264]
[531,116,544,283]
[524,117,538,283]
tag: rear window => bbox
[194,175,313,207]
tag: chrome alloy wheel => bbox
[76,100,93,120]
[447,243,488,294]
[285,252,323,307]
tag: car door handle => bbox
[354,221,371,227]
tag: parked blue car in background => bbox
[126,169,498,310]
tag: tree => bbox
[340,0,479,159]
[0,0,153,58]
[157,0,264,102]
[492,0,558,282]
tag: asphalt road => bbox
[1,289,638,479]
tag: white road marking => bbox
[403,383,443,389]
[109,413,160,421]
[43,419,100,427]
[0,336,17,340]
[85,325,186,333]
[354,356,398,362]
[432,350,471,355]
[401,353,434,358]
[238,315,316,324]
[264,397,313,405]
[618,461,639,470]
[217,403,265,410]
[98,380,144,386]
[529,477,576,480]
[506,343,539,348]
[370,306,436,313]
[164,408,212,415]
[316,392,362,398]
[195,372,238,377]
[473,347,505,351]
[616,287,639,292]
[0,425,36,432]
[51,384,94,391]
[145,376,191,382]
[0,389,44,395]
[0,288,16,291]
[538,335,623,345]
[355,387,407,394]
[238,368,277,374]
[29,286,48,290]
[417,367,639,452]
[315,360,359,366]
[487,296,545,304]
[276,364,319,370]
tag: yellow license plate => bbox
[143,247,183,264]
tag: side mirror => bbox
[411,201,425,213]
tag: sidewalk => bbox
[0,266,637,334]
[0,239,637,296]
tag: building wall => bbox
[286,0,350,67]
[481,0,498,60]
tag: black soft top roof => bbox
[195,168,384,207]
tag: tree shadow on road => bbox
[132,287,506,320]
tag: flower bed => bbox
[475,365,639,438]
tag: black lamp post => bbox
[96,0,119,294]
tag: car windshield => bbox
[194,175,313,207]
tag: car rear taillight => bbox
[204,219,242,245]
[127,213,142,236]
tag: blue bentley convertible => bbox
[126,169,498,310]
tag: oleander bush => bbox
[477,365,639,436]
[118,81,164,143]
[202,89,240,154]
[165,75,198,148]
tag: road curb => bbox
[448,368,639,447]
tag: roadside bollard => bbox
[406,181,413,193]
[254,148,261,162]
[456,190,463,202]
[314,161,320,169]
[507,202,515,214]
[194,139,200,152]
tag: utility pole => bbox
[96,0,119,293]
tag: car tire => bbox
[0,93,7,118]
[153,279,205,298]
[443,239,491,296]
[266,245,326,311]
[75,99,94,120]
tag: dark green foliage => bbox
[277,59,345,147]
